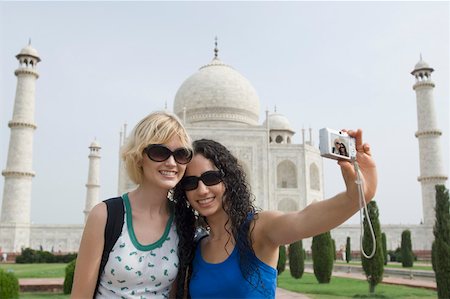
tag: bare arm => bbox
[257,129,377,246]
[71,202,107,299]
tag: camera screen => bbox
[331,133,350,158]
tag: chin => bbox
[160,181,178,190]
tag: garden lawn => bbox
[277,272,436,299]
[0,263,66,278]
[20,293,69,299]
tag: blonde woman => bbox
[72,111,192,299]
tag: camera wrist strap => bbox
[352,160,376,259]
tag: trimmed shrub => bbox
[63,259,77,294]
[381,232,387,265]
[277,245,286,275]
[401,230,414,267]
[15,247,77,263]
[361,201,384,294]
[345,236,351,263]
[288,240,304,279]
[0,268,19,299]
[312,231,334,283]
[332,239,336,260]
[432,185,450,299]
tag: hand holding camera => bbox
[320,128,378,258]
[319,128,377,202]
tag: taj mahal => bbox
[0,42,447,255]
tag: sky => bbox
[0,1,448,226]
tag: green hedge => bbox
[0,268,19,299]
[63,259,77,294]
[15,248,77,263]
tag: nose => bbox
[164,155,177,166]
[196,180,209,194]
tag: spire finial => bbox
[420,53,423,61]
[214,36,219,59]
[28,38,31,46]
[274,105,277,113]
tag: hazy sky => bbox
[0,1,448,225]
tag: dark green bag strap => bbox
[93,196,124,298]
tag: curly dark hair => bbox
[172,139,261,298]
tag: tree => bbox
[381,232,388,265]
[288,240,304,279]
[332,238,336,260]
[63,259,77,294]
[277,245,287,275]
[345,236,352,263]
[401,230,414,267]
[361,201,384,294]
[432,185,450,299]
[312,231,334,283]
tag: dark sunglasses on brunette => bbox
[180,170,224,191]
[144,144,193,165]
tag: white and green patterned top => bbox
[97,194,179,299]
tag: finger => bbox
[363,143,371,156]
[349,129,363,152]
[338,160,355,179]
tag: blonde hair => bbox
[121,111,192,184]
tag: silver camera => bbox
[319,128,356,160]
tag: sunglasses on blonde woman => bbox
[144,144,193,165]
[180,170,224,191]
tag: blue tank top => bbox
[189,242,277,298]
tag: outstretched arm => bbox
[71,203,107,299]
[257,129,377,246]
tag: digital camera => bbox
[319,128,356,160]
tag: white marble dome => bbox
[89,140,101,149]
[263,112,294,132]
[16,44,41,61]
[414,59,429,70]
[173,57,260,126]
[413,57,433,72]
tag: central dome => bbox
[173,57,260,126]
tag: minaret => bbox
[0,42,40,251]
[83,140,101,223]
[411,56,448,226]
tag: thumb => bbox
[338,160,356,186]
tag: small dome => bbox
[173,57,260,126]
[414,60,429,70]
[263,112,294,132]
[16,44,41,62]
[89,140,101,148]
[412,56,433,73]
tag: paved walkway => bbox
[276,287,311,298]
[19,270,435,298]
[322,269,437,290]
[19,279,311,298]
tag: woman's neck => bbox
[206,212,233,241]
[128,184,170,216]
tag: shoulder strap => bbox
[194,227,209,244]
[93,196,125,297]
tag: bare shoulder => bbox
[255,210,284,223]
[252,211,284,237]
[84,202,107,231]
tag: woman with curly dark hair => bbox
[173,130,377,298]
